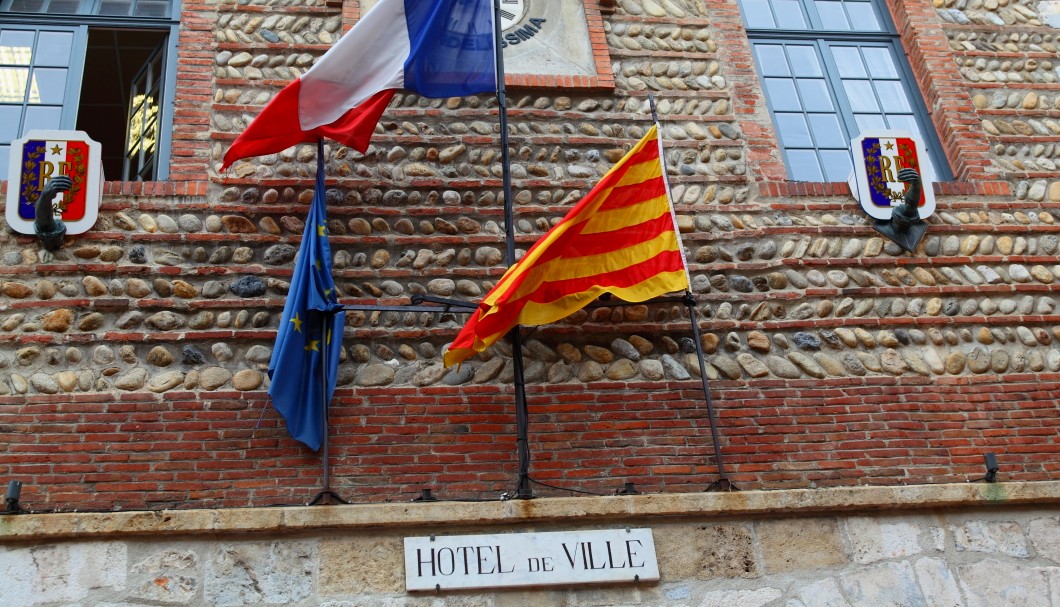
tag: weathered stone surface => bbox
[957,559,1050,607]
[787,352,825,378]
[838,561,928,606]
[952,520,1029,557]
[320,535,403,595]
[844,516,922,563]
[736,353,769,378]
[653,523,759,580]
[205,541,314,606]
[605,358,638,380]
[0,541,127,605]
[759,517,846,573]
[199,367,233,390]
[147,370,184,393]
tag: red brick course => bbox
[2,377,1056,511]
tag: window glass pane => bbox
[876,81,912,113]
[0,67,29,101]
[0,30,35,65]
[49,0,84,12]
[788,45,822,76]
[98,0,132,15]
[0,145,8,176]
[843,79,879,112]
[742,0,777,27]
[788,149,824,181]
[33,31,73,66]
[755,44,791,76]
[854,113,886,133]
[30,67,66,104]
[0,105,20,140]
[820,149,853,181]
[797,79,833,111]
[885,114,920,136]
[862,47,898,78]
[808,113,846,147]
[847,1,882,30]
[23,104,61,130]
[6,0,45,11]
[773,0,808,28]
[831,46,866,77]
[765,78,801,111]
[776,113,813,147]
[134,0,168,16]
[815,0,850,29]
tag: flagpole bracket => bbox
[308,490,349,506]
[409,294,479,311]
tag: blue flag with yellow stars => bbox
[267,145,345,451]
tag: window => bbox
[739,0,950,182]
[0,0,177,180]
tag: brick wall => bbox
[2,374,1056,511]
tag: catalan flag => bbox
[443,125,688,367]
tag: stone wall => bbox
[0,0,1059,510]
[1,482,1058,606]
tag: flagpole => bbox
[649,95,733,491]
[309,139,345,506]
[492,0,533,499]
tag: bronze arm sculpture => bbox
[33,174,72,251]
[874,167,928,254]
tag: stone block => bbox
[794,578,852,607]
[128,548,199,604]
[653,522,758,580]
[319,534,403,595]
[204,540,315,606]
[700,587,782,607]
[958,559,1050,607]
[0,541,127,605]
[913,557,963,607]
[952,520,1029,557]
[757,517,846,573]
[839,561,927,607]
[843,516,922,563]
[1028,515,1060,562]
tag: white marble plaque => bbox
[404,528,659,591]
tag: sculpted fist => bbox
[891,168,922,228]
[34,174,73,250]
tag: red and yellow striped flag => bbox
[443,125,689,367]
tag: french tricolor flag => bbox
[222,0,496,170]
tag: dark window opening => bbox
[77,27,165,180]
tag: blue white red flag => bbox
[222,0,496,169]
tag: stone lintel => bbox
[1,481,1057,542]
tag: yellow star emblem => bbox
[884,141,895,150]
[290,313,303,332]
[50,144,63,156]
[305,340,320,352]
[317,223,326,237]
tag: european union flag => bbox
[268,148,345,451]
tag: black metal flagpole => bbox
[648,95,733,491]
[492,0,533,499]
